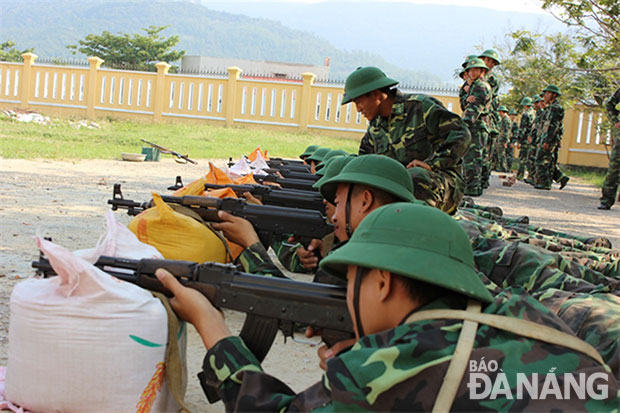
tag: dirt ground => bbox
[1,157,619,412]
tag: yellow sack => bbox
[172,175,208,197]
[206,162,234,185]
[128,193,227,263]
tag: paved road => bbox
[477,173,620,248]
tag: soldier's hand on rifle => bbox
[465,95,476,103]
[406,159,432,171]
[614,121,620,130]
[295,238,322,270]
[155,268,231,349]
[211,211,260,248]
[304,327,356,371]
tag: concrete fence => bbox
[0,53,612,167]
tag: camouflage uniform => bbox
[459,80,469,111]
[507,115,519,170]
[494,112,511,172]
[200,291,619,411]
[600,86,620,208]
[482,72,500,187]
[516,106,535,180]
[461,78,492,196]
[527,105,546,182]
[358,90,470,214]
[535,100,565,189]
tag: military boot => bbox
[559,176,570,190]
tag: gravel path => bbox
[0,158,618,412]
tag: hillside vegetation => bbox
[2,0,443,85]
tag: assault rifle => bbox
[108,184,332,248]
[263,168,320,182]
[167,173,317,192]
[141,139,197,164]
[254,173,317,191]
[32,255,353,403]
[203,183,325,213]
[267,157,307,167]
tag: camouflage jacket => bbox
[606,86,620,124]
[459,81,469,111]
[532,106,546,144]
[237,242,285,277]
[462,78,492,130]
[201,291,619,411]
[518,108,535,144]
[358,90,470,171]
[539,100,564,146]
[486,72,500,109]
[510,120,520,144]
[497,114,512,145]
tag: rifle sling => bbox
[152,292,190,412]
[404,300,606,413]
[168,204,234,263]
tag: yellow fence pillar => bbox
[19,52,38,109]
[226,66,242,127]
[299,72,316,132]
[86,56,103,119]
[153,62,171,122]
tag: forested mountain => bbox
[1,0,446,85]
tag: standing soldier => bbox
[516,97,535,181]
[507,109,519,171]
[461,58,492,197]
[458,55,477,111]
[479,49,501,189]
[494,105,511,172]
[524,95,546,185]
[599,85,620,209]
[534,85,567,190]
[343,66,470,214]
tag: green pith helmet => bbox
[543,84,561,96]
[498,105,508,112]
[509,109,518,115]
[341,66,398,105]
[300,144,320,159]
[319,202,494,303]
[462,54,479,68]
[317,149,349,170]
[520,96,533,106]
[532,95,542,103]
[319,154,415,204]
[479,49,501,64]
[306,147,332,163]
[465,57,488,71]
[313,155,355,189]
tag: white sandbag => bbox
[73,210,163,262]
[5,237,184,412]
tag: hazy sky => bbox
[201,0,548,14]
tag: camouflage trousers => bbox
[491,139,508,172]
[601,136,620,207]
[409,166,464,215]
[516,142,531,179]
[481,132,496,188]
[534,143,567,188]
[526,140,538,180]
[463,127,487,196]
[505,144,515,171]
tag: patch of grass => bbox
[563,165,608,188]
[0,115,361,160]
